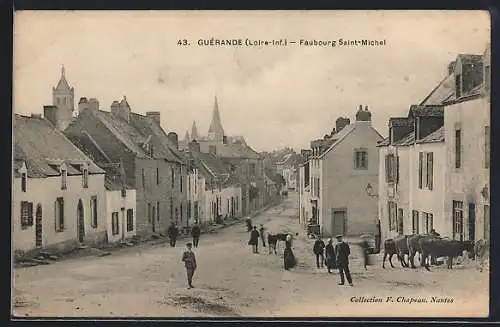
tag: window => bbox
[157,201,160,222]
[147,203,152,222]
[453,201,464,241]
[250,163,256,176]
[423,212,433,234]
[55,197,64,232]
[194,201,199,220]
[426,152,433,190]
[455,73,462,98]
[385,154,398,183]
[418,152,423,189]
[171,167,175,189]
[112,212,119,235]
[175,207,179,223]
[180,170,183,193]
[90,196,98,228]
[61,169,67,190]
[412,210,419,234]
[126,209,134,232]
[82,169,89,188]
[20,201,33,228]
[354,149,368,170]
[388,201,397,231]
[187,200,192,219]
[227,199,230,213]
[194,175,197,194]
[397,208,404,234]
[180,203,183,222]
[21,173,27,192]
[455,129,462,169]
[63,97,67,105]
[484,205,490,240]
[188,175,191,194]
[156,167,159,185]
[485,126,490,169]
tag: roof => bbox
[408,105,444,118]
[187,149,240,187]
[14,114,104,178]
[318,122,383,159]
[416,126,444,144]
[377,137,390,147]
[419,73,455,106]
[71,109,182,164]
[389,117,412,127]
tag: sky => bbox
[13,11,490,152]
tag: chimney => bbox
[78,97,89,113]
[189,140,201,152]
[355,105,372,122]
[146,111,161,126]
[167,132,179,149]
[88,98,99,111]
[448,61,456,76]
[111,96,131,122]
[43,105,59,127]
[359,104,363,111]
[335,117,350,133]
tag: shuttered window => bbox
[426,152,433,190]
[126,209,134,232]
[20,201,33,228]
[412,210,419,234]
[455,129,462,168]
[388,201,397,231]
[418,152,423,189]
[112,212,119,235]
[55,197,64,232]
[90,196,98,228]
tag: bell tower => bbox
[52,65,75,115]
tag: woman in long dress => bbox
[325,238,337,273]
[284,235,297,270]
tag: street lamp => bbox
[365,183,378,197]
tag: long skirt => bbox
[284,249,297,269]
[325,254,337,270]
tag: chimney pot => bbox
[146,111,161,126]
[365,106,369,111]
[359,105,363,111]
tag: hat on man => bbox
[335,234,343,239]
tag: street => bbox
[13,193,488,318]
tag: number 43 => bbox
[177,39,189,46]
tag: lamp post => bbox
[365,183,379,198]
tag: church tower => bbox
[207,95,225,142]
[191,120,199,141]
[45,65,75,131]
[52,65,75,114]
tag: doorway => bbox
[331,209,347,236]
[77,199,85,243]
[152,205,156,233]
[468,203,476,241]
[35,204,42,247]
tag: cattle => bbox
[382,236,409,269]
[407,234,442,268]
[475,239,489,272]
[419,238,472,271]
[267,233,288,255]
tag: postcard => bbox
[12,10,490,318]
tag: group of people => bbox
[167,222,202,248]
[169,221,201,289]
[248,224,297,270]
[313,234,354,286]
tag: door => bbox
[77,199,85,243]
[468,203,476,241]
[121,209,126,240]
[152,205,156,233]
[331,209,347,236]
[35,204,43,247]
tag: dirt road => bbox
[12,193,489,318]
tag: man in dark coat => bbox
[181,243,197,289]
[325,238,336,273]
[313,236,326,268]
[259,224,266,248]
[335,235,353,286]
[168,222,179,247]
[191,222,201,248]
[360,235,370,270]
[248,226,260,253]
[284,234,297,270]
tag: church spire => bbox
[55,64,71,91]
[208,95,225,141]
[184,130,190,143]
[191,120,199,141]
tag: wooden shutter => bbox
[28,202,34,226]
[396,156,400,183]
[59,198,64,229]
[385,155,390,182]
[428,153,433,190]
[418,152,423,189]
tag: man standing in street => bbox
[248,226,260,253]
[313,236,326,269]
[191,222,201,248]
[168,222,179,247]
[181,242,197,289]
[259,224,266,248]
[335,234,353,286]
